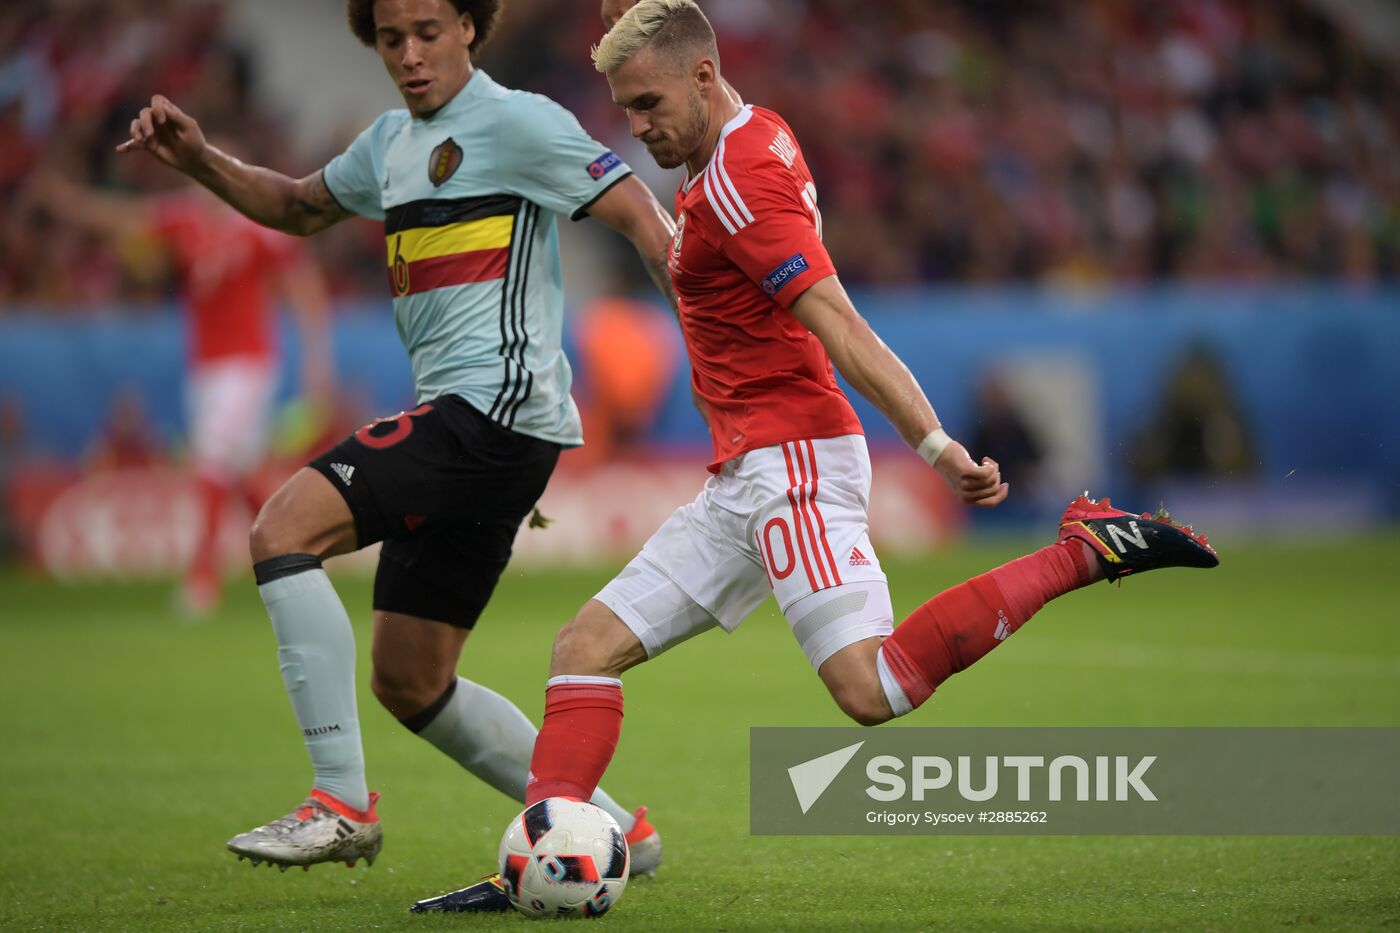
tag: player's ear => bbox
[457,11,476,49]
[694,57,716,95]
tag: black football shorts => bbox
[310,394,560,628]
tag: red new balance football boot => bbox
[1058,494,1219,582]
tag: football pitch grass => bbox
[2,533,1398,932]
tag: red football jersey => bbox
[152,193,299,364]
[669,106,863,471]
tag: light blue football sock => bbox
[255,555,369,812]
[415,676,635,832]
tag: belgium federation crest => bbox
[428,137,463,187]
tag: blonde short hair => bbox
[592,0,717,73]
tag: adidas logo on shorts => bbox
[848,547,871,567]
[330,462,355,486]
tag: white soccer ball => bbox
[498,797,630,918]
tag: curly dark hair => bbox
[346,0,502,56]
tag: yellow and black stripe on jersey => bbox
[384,195,520,297]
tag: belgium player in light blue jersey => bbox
[118,0,671,897]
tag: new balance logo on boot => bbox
[1105,521,1149,554]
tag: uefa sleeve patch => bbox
[762,253,809,295]
[586,151,623,180]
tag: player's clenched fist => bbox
[933,440,1010,508]
[115,95,208,173]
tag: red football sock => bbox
[525,678,623,805]
[189,472,229,584]
[880,540,1093,710]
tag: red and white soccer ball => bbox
[498,798,630,918]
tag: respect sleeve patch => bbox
[762,253,809,295]
[586,151,623,179]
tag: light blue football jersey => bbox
[323,70,633,446]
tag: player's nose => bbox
[627,111,650,139]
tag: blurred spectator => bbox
[572,288,681,467]
[0,394,26,560]
[967,371,1051,522]
[1130,343,1259,483]
[969,373,1045,493]
[84,384,164,471]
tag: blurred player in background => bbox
[419,0,1221,902]
[117,0,675,901]
[36,166,334,616]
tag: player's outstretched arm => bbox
[116,95,349,236]
[27,171,152,240]
[791,275,1008,508]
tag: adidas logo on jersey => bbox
[330,462,355,486]
[848,547,871,567]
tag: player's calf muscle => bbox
[821,641,896,726]
[830,681,895,727]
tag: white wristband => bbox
[916,428,952,467]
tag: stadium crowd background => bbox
[1,0,1397,308]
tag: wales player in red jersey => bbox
[423,0,1218,907]
[37,174,333,615]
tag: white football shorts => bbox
[187,354,278,477]
[595,434,894,671]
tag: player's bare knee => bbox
[247,509,287,564]
[550,616,610,675]
[369,665,439,722]
[249,469,354,563]
[550,601,643,678]
[368,669,396,711]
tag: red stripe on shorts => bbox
[790,442,832,589]
[781,442,821,591]
[804,439,842,585]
